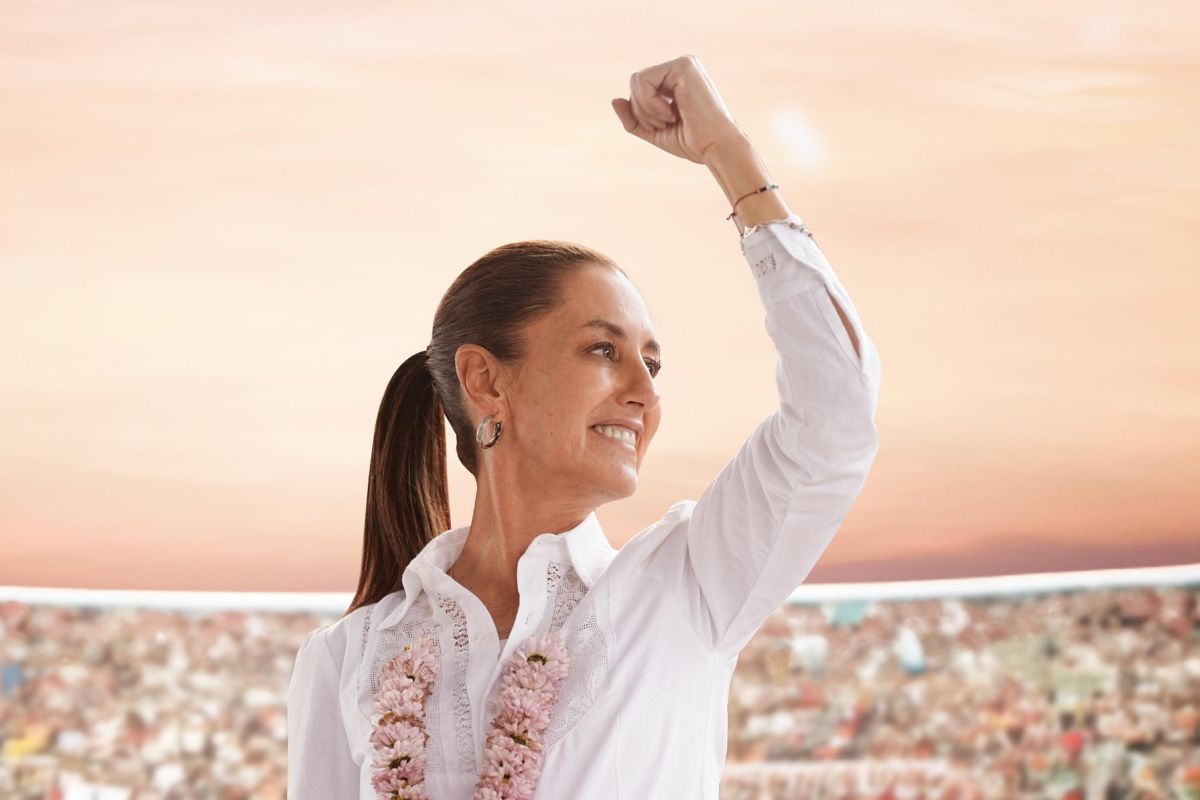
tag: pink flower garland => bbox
[370,630,570,800]
[369,634,438,800]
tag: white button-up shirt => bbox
[287,215,882,799]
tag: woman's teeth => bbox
[591,424,636,447]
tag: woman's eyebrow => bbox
[580,319,661,356]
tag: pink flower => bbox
[498,687,553,729]
[369,720,425,753]
[370,734,428,782]
[373,687,428,721]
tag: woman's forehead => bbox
[551,279,657,345]
[558,266,652,323]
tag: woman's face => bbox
[473,263,663,505]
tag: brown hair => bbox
[343,239,626,617]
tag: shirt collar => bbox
[376,509,617,633]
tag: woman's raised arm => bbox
[680,205,881,656]
[613,55,882,657]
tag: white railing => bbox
[2,561,1197,611]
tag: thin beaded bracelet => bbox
[727,181,816,241]
[726,182,780,224]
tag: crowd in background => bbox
[0,601,311,799]
[1,583,1197,799]
[723,586,1200,798]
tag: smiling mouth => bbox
[589,425,637,450]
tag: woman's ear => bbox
[455,343,504,418]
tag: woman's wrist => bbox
[703,134,792,233]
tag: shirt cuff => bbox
[739,214,838,306]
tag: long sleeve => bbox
[287,625,360,799]
[665,215,882,657]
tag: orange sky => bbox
[2,1,1197,592]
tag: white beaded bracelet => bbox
[739,216,815,241]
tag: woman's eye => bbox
[591,342,661,377]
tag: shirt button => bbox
[474,632,486,642]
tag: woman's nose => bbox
[626,363,661,408]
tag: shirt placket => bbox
[471,543,554,750]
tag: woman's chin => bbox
[591,466,638,500]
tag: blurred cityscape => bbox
[1,568,1197,800]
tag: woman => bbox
[287,54,881,800]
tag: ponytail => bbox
[344,348,450,617]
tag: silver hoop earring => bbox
[475,414,502,449]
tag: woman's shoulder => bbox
[299,590,407,671]
[613,499,696,559]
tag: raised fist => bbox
[611,54,746,164]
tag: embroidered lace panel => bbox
[540,561,610,749]
[433,591,476,775]
[361,603,373,661]
[368,592,453,773]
